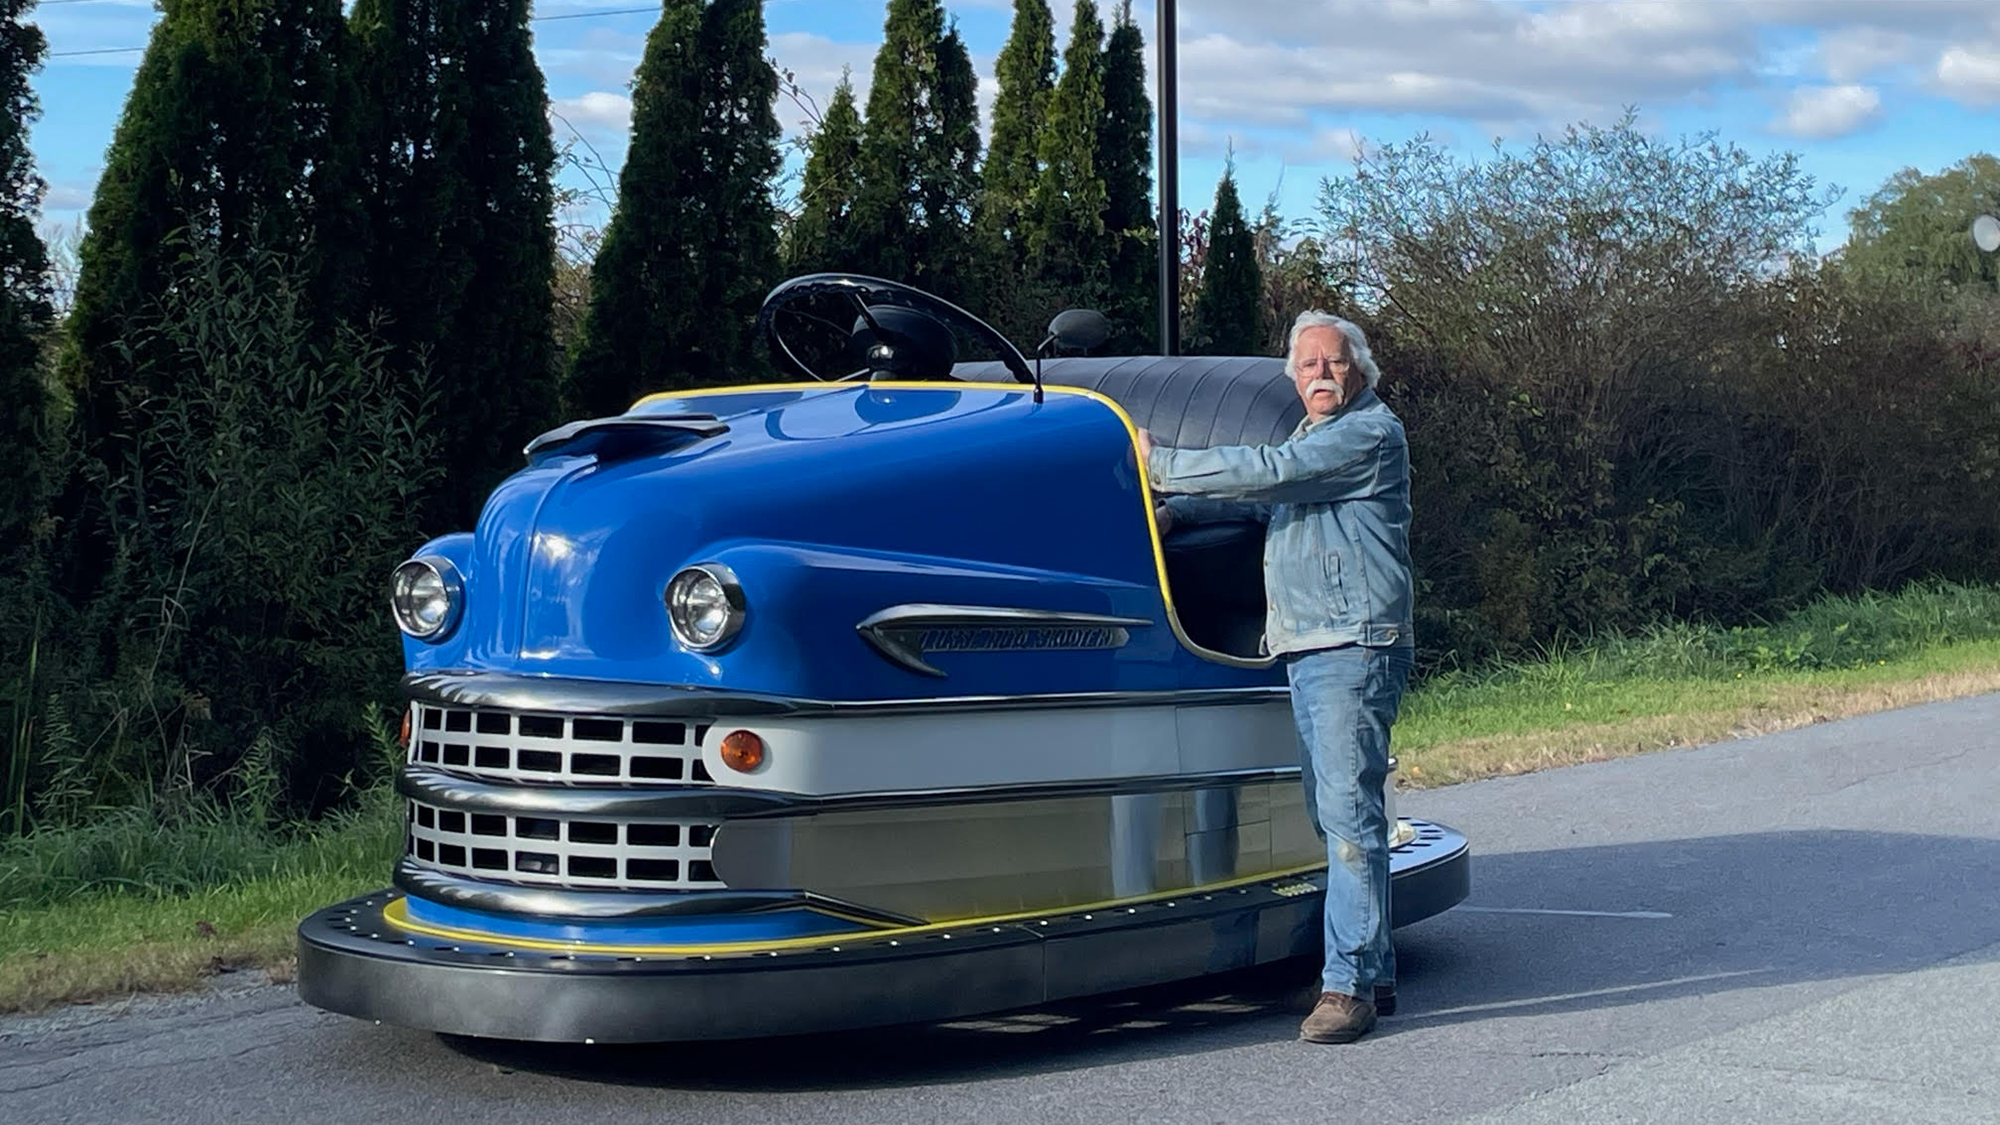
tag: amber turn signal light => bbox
[400,706,413,748]
[718,729,766,773]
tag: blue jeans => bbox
[1287,643,1413,996]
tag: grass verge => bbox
[0,796,400,1016]
[5,581,2000,1015]
[1394,636,2000,787]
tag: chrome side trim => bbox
[398,766,788,818]
[397,763,1302,819]
[392,861,923,927]
[406,672,801,718]
[404,670,1286,717]
[855,604,1153,678]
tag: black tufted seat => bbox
[951,355,1296,659]
[949,355,1304,449]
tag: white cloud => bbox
[1139,0,1997,148]
[1172,122,1367,173]
[1775,83,1882,138]
[1147,1,1751,146]
[1935,44,2000,105]
[513,0,1991,192]
[538,28,645,89]
[549,91,633,139]
[43,183,93,211]
[1291,128,1368,166]
[767,31,880,139]
[767,31,1005,153]
[1818,27,1920,81]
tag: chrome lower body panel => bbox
[296,820,1469,1043]
[710,781,1324,921]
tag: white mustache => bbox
[1308,379,1341,397]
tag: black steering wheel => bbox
[756,273,1036,385]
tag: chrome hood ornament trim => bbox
[855,603,1153,677]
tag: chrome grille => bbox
[409,702,715,786]
[405,799,723,889]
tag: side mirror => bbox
[1044,308,1111,353]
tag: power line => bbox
[47,4,664,58]
[535,6,656,21]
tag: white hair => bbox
[1285,310,1381,390]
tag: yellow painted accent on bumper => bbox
[383,860,1328,956]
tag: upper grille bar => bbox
[409,702,716,787]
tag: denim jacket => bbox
[1147,387,1414,657]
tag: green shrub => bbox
[24,240,439,830]
[1321,116,2000,670]
[0,703,405,910]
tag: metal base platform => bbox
[297,819,1469,1043]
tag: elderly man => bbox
[1136,311,1415,1045]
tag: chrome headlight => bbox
[391,557,464,641]
[665,563,745,651]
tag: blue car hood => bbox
[408,382,1226,699]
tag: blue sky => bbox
[28,0,2000,255]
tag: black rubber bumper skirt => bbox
[298,821,1469,1043]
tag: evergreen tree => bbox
[1096,1,1156,351]
[1024,0,1108,292]
[978,0,1055,261]
[569,0,782,416]
[0,0,53,558]
[1191,167,1262,355]
[847,0,982,303]
[930,25,982,297]
[54,0,361,597]
[785,72,864,275]
[349,0,560,530]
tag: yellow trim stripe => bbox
[627,379,1273,670]
[384,861,1327,956]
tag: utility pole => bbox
[1156,0,1179,355]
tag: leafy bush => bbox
[22,240,439,829]
[1318,115,2000,668]
[0,708,405,911]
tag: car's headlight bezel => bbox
[665,563,746,652]
[391,557,465,642]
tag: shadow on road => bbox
[437,956,1323,1090]
[428,828,2000,1090]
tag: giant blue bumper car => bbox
[296,274,1470,1042]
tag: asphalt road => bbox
[6,692,1999,1124]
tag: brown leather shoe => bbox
[1299,991,1377,1043]
[1301,982,1396,1015]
